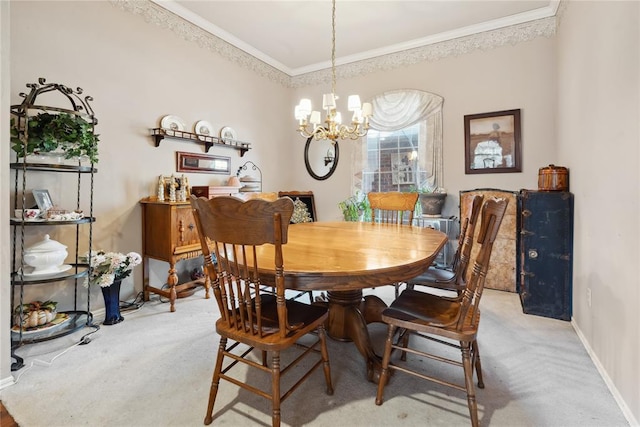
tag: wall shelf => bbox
[150,128,251,157]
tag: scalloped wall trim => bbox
[111,0,557,89]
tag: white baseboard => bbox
[0,375,15,390]
[572,318,639,426]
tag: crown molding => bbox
[110,0,290,87]
[111,0,557,89]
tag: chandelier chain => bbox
[294,0,371,142]
[331,0,336,95]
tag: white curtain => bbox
[352,89,444,191]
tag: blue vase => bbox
[101,279,124,325]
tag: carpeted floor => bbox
[0,287,629,426]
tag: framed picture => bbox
[176,151,231,174]
[391,153,416,185]
[464,109,521,174]
[32,189,53,211]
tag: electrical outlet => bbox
[586,288,592,308]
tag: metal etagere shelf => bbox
[9,78,99,371]
[236,161,263,193]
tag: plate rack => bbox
[150,128,251,157]
[236,161,263,193]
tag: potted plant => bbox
[411,185,448,216]
[10,112,99,163]
[338,190,372,222]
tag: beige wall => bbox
[556,1,639,421]
[1,0,12,386]
[291,37,557,221]
[2,1,638,423]
[6,1,294,305]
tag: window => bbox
[352,90,444,195]
[362,123,428,192]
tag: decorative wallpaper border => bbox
[111,0,557,89]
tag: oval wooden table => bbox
[251,221,447,382]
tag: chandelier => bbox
[294,0,372,141]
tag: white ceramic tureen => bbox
[23,234,68,273]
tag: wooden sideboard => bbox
[140,197,210,312]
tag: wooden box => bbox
[191,186,241,198]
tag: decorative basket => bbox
[538,164,569,191]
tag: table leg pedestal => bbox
[326,290,389,383]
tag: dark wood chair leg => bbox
[375,324,396,405]
[205,338,227,425]
[400,328,409,361]
[461,342,479,427]
[318,325,334,395]
[271,352,281,427]
[473,340,485,389]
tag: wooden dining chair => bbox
[367,191,419,297]
[190,195,334,427]
[367,191,419,225]
[375,197,509,427]
[405,194,484,294]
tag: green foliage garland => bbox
[11,112,99,163]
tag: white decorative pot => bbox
[23,234,68,273]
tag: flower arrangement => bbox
[82,250,142,287]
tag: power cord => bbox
[118,291,145,312]
[13,329,97,384]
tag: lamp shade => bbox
[347,95,362,111]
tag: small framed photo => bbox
[464,109,522,174]
[32,189,53,211]
[391,153,415,185]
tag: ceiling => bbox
[152,0,559,77]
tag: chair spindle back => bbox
[451,194,484,285]
[190,195,294,338]
[368,192,419,225]
[457,197,509,330]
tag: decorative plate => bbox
[219,126,237,142]
[19,264,72,279]
[160,115,186,132]
[11,313,70,336]
[194,120,214,140]
[239,176,260,182]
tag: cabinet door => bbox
[519,191,573,320]
[173,205,200,249]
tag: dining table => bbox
[251,220,448,383]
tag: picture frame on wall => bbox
[464,109,522,174]
[391,153,416,185]
[176,151,231,174]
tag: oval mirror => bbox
[304,136,339,180]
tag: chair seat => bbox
[382,289,478,341]
[216,295,329,350]
[411,265,455,283]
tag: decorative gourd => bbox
[13,300,58,328]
